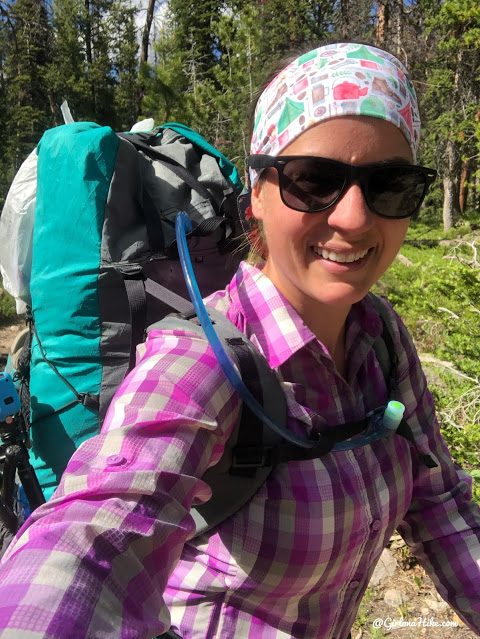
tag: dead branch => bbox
[419,354,479,384]
[444,239,479,268]
[396,253,413,266]
[438,307,460,319]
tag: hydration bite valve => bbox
[382,400,405,432]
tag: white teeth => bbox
[313,247,369,263]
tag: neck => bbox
[300,302,350,375]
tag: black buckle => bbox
[232,446,271,469]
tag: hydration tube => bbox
[176,212,314,449]
[175,212,404,452]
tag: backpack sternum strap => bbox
[231,417,371,469]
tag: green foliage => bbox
[375,225,480,500]
[2,0,54,169]
[0,277,16,323]
[110,0,139,129]
[421,0,480,228]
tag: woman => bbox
[0,42,479,639]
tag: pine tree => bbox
[210,3,262,161]
[423,0,480,229]
[2,0,53,168]
[110,0,139,129]
[46,0,91,123]
[255,0,335,60]
[48,0,118,126]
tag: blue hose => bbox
[175,212,314,448]
[174,212,402,452]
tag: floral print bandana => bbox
[250,42,421,186]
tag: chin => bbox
[311,284,371,309]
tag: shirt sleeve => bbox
[390,308,480,633]
[0,328,241,639]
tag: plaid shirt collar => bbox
[227,262,383,369]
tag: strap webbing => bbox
[144,278,194,317]
[369,292,398,398]
[121,269,148,372]
[124,274,197,375]
[396,420,437,468]
[224,336,266,477]
[231,418,370,469]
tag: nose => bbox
[326,182,375,235]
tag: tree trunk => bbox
[459,160,469,212]
[340,0,349,39]
[136,0,158,120]
[140,0,156,64]
[376,3,388,43]
[442,139,461,231]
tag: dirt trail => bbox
[0,316,25,368]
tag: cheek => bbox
[380,219,409,259]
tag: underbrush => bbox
[0,276,16,324]
[375,223,480,502]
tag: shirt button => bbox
[106,454,127,466]
[372,520,382,531]
[354,447,364,457]
[349,580,360,589]
[225,577,232,588]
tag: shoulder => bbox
[103,323,240,433]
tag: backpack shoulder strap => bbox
[369,292,399,398]
[368,293,437,469]
[149,308,287,537]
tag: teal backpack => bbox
[1,121,244,503]
[0,120,436,549]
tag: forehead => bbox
[282,116,413,165]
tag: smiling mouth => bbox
[311,246,371,263]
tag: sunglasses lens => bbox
[280,158,345,212]
[367,166,427,218]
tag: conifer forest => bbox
[0,0,479,231]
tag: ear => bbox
[250,182,265,221]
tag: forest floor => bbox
[353,537,477,638]
[0,319,478,639]
[0,315,25,368]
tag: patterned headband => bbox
[250,42,421,186]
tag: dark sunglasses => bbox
[247,154,437,219]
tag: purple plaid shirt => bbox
[0,262,479,639]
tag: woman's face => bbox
[251,116,412,320]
